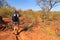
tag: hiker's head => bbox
[14,10,19,13]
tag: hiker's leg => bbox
[12,22,16,34]
[13,23,19,35]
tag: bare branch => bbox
[36,0,60,11]
[36,0,60,22]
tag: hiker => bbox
[12,10,21,25]
[12,10,21,34]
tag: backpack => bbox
[12,13,18,21]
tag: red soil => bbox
[0,18,60,40]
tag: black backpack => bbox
[12,14,18,21]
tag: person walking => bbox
[12,10,21,35]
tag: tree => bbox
[0,0,11,8]
[36,0,60,22]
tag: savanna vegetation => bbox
[0,0,60,40]
[0,6,60,40]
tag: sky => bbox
[7,0,60,11]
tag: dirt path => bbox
[0,18,60,40]
[0,24,60,40]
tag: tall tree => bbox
[36,0,60,22]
